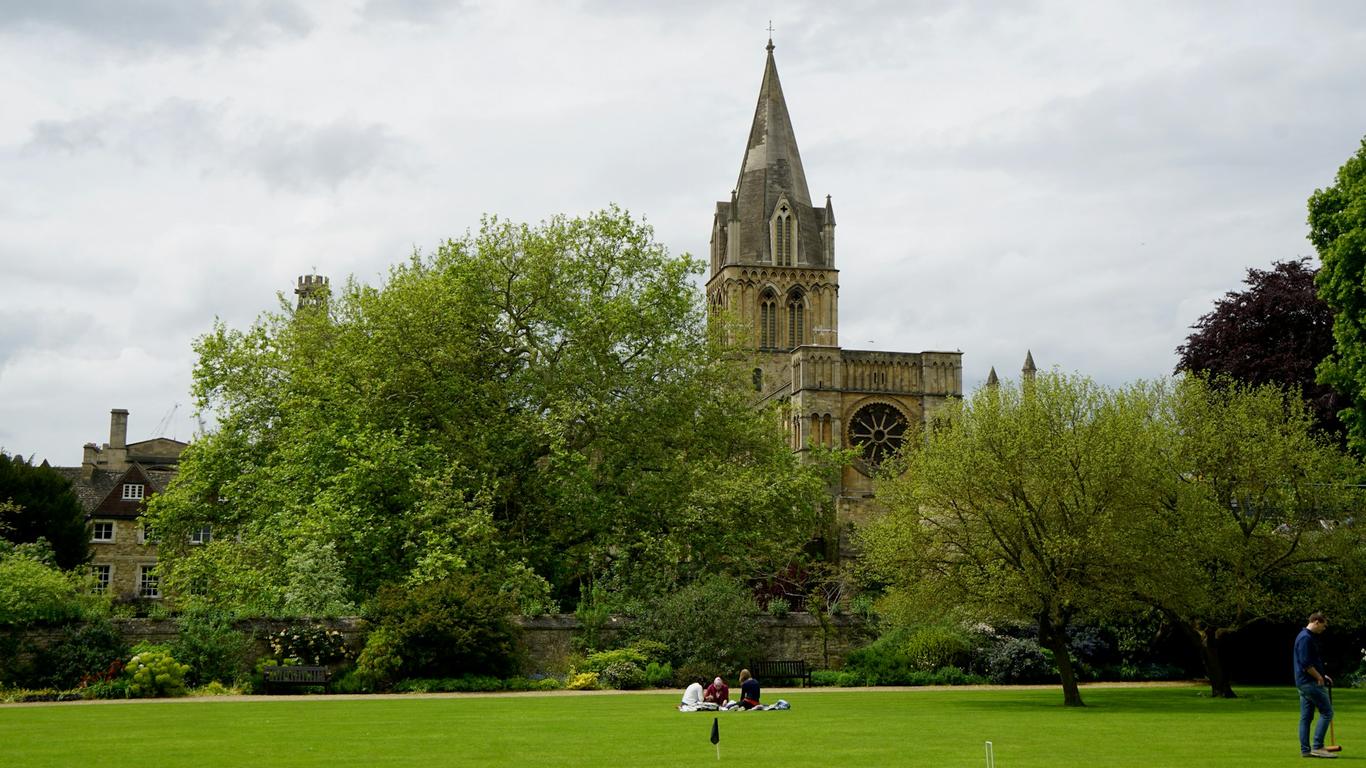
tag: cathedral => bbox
[706,40,963,531]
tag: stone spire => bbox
[726,39,827,267]
[1022,350,1037,380]
[986,367,999,387]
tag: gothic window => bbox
[847,402,910,471]
[787,289,805,347]
[759,289,778,349]
[772,201,795,266]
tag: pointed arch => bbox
[786,287,807,348]
[759,287,778,350]
[770,198,796,266]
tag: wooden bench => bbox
[262,665,332,694]
[749,660,812,687]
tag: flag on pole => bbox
[711,717,720,745]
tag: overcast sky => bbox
[3,0,1365,466]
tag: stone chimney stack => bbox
[109,409,129,449]
[82,443,98,480]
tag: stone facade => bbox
[52,409,189,600]
[707,41,964,542]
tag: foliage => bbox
[1313,136,1366,454]
[353,626,402,690]
[0,548,104,626]
[33,618,128,689]
[172,606,254,686]
[982,636,1054,684]
[362,573,522,682]
[1125,375,1364,696]
[1177,259,1345,440]
[644,661,674,689]
[0,453,89,570]
[266,624,352,666]
[766,596,791,618]
[573,583,612,652]
[123,644,190,698]
[147,208,833,615]
[280,541,357,617]
[630,575,760,670]
[580,646,648,673]
[863,373,1167,706]
[902,624,978,673]
[597,661,646,690]
[565,671,599,690]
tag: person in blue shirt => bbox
[1294,612,1335,758]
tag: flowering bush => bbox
[124,646,190,698]
[268,625,352,666]
[566,671,599,690]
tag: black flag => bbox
[710,717,720,745]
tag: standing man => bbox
[1295,612,1336,759]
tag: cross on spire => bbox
[766,20,775,50]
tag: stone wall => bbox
[15,613,869,676]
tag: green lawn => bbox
[0,686,1354,767]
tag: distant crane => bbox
[153,403,180,439]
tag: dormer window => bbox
[122,483,145,501]
[771,201,795,266]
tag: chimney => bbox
[82,443,98,480]
[110,409,129,449]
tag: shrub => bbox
[172,606,253,686]
[364,573,522,681]
[598,661,646,690]
[632,575,760,670]
[903,624,977,672]
[766,597,791,618]
[644,661,674,689]
[566,671,599,690]
[124,645,190,698]
[844,629,917,685]
[34,618,128,689]
[983,636,1053,684]
[266,624,352,666]
[811,669,865,687]
[581,647,648,673]
[353,627,402,691]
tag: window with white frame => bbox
[138,523,155,545]
[92,564,111,593]
[138,565,160,598]
[122,483,145,500]
[92,521,114,542]
[190,525,212,545]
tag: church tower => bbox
[706,38,840,397]
[707,40,964,541]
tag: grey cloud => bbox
[24,101,405,190]
[0,0,313,51]
[0,310,99,371]
[361,0,468,23]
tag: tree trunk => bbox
[1170,613,1237,698]
[1037,612,1085,707]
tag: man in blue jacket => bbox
[1294,612,1336,758]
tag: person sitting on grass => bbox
[679,677,706,710]
[704,676,730,707]
[738,669,761,710]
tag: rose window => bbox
[847,402,909,468]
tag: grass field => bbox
[0,685,1355,767]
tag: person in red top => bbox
[704,676,729,705]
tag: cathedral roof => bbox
[724,40,829,267]
[737,39,812,210]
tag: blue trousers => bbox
[1298,683,1334,753]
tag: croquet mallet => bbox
[1328,680,1343,753]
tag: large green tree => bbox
[1126,376,1361,698]
[1313,136,1366,454]
[861,373,1165,707]
[148,208,834,614]
[0,452,89,570]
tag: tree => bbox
[860,373,1165,707]
[1176,259,1345,441]
[1313,136,1366,454]
[1125,375,1362,698]
[0,452,89,570]
[148,208,834,614]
